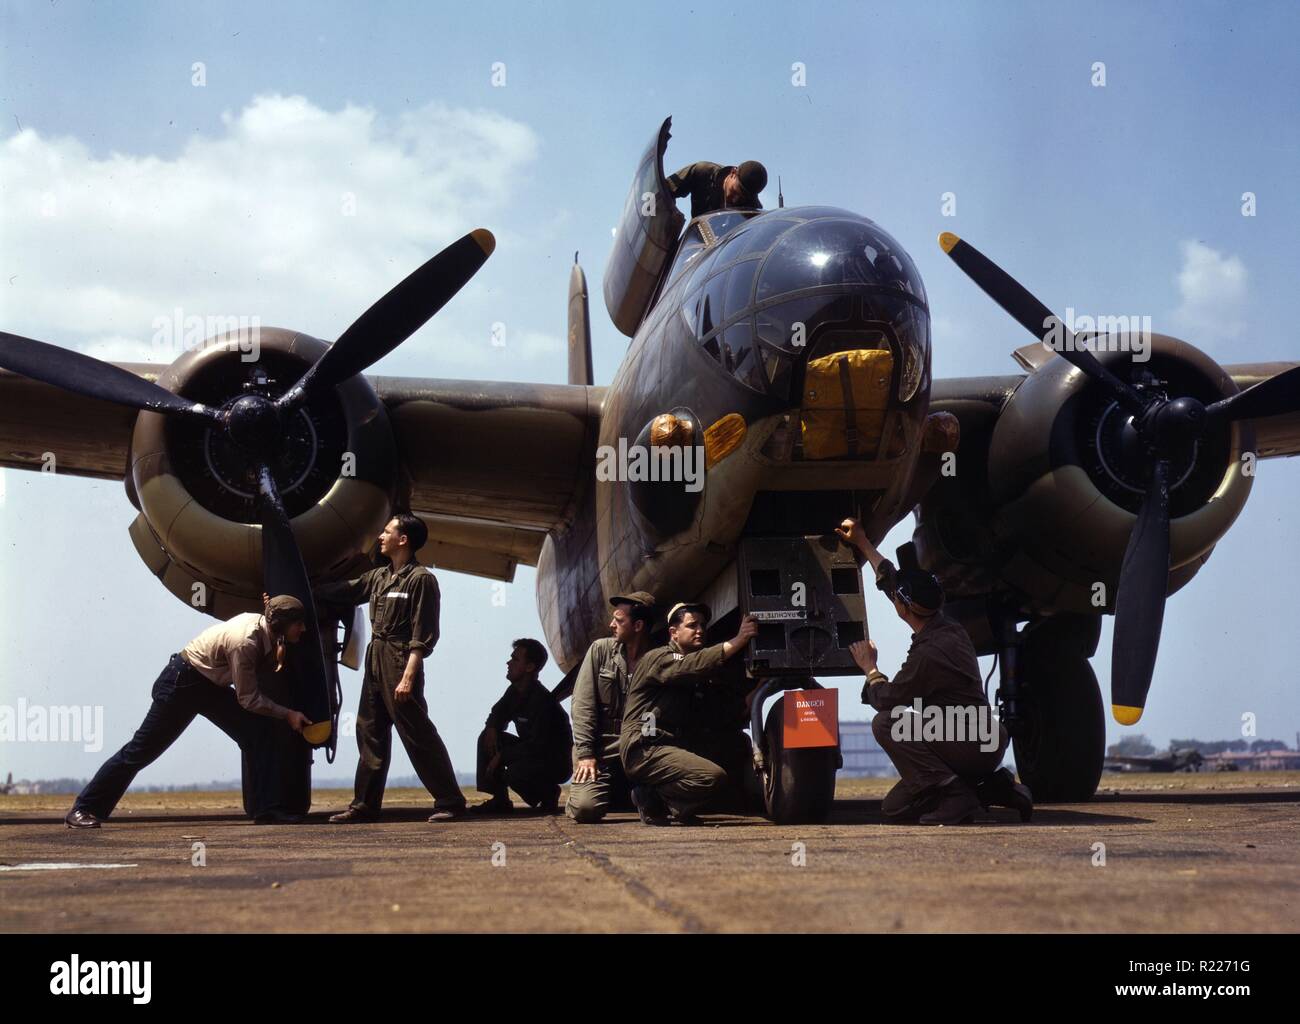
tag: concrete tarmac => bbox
[2,774,1297,933]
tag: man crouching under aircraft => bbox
[835,518,1032,825]
[472,638,573,814]
[619,604,758,825]
[65,596,313,828]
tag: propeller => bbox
[0,229,496,746]
[938,231,1300,724]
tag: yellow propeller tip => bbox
[302,721,333,745]
[470,228,496,257]
[1112,704,1144,726]
[938,232,960,254]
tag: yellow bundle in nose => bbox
[800,348,893,459]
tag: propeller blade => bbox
[1110,457,1171,725]
[255,463,334,747]
[937,233,1148,416]
[1206,364,1300,425]
[280,228,495,408]
[0,331,217,423]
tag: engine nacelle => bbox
[982,334,1253,615]
[126,328,398,617]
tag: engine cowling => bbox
[982,334,1253,615]
[126,327,398,617]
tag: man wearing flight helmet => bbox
[836,518,1032,825]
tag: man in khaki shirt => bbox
[66,595,313,828]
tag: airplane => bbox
[1,772,13,795]
[3,117,1299,822]
[1104,748,1205,773]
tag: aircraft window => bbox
[734,216,798,259]
[758,341,796,400]
[701,336,721,363]
[755,295,854,350]
[720,322,767,395]
[722,258,760,322]
[668,225,707,283]
[698,210,754,242]
[755,218,927,305]
[700,271,728,337]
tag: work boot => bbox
[974,768,1033,822]
[630,786,671,827]
[467,796,513,815]
[64,806,102,829]
[428,805,467,822]
[919,778,982,825]
[535,785,562,814]
[328,807,378,824]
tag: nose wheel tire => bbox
[761,694,839,824]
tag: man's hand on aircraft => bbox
[573,758,599,784]
[849,639,878,674]
[723,615,759,659]
[286,710,310,733]
[835,517,868,554]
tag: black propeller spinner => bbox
[938,231,1300,724]
[0,228,495,747]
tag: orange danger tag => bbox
[783,688,839,748]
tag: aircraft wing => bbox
[1,365,603,582]
[369,375,603,581]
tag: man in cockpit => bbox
[667,160,767,219]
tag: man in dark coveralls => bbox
[473,638,572,814]
[836,517,1033,825]
[316,513,467,823]
[619,603,758,825]
[667,159,768,219]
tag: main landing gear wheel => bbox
[1011,617,1106,803]
[761,692,838,824]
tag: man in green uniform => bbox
[316,513,467,823]
[836,517,1032,825]
[680,652,764,816]
[566,592,656,823]
[619,603,758,825]
[473,638,573,814]
[667,160,768,219]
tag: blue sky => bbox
[2,1,1298,788]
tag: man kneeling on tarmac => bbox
[619,603,757,826]
[836,518,1033,825]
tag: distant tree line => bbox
[1107,735,1294,757]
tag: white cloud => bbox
[0,94,543,372]
[1169,240,1248,345]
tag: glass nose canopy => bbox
[682,210,930,402]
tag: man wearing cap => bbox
[473,638,572,814]
[314,513,467,823]
[667,160,767,219]
[65,595,314,828]
[619,602,758,825]
[836,517,1032,825]
[566,591,656,823]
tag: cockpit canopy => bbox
[674,208,931,403]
